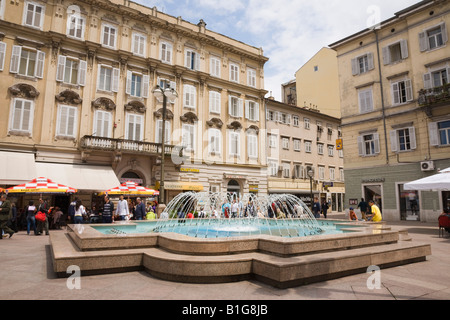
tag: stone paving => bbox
[1,214,449,301]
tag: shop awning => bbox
[0,151,36,185]
[35,162,120,192]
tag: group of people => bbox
[348,198,382,222]
[311,197,330,219]
[69,195,159,224]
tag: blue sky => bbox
[135,0,420,100]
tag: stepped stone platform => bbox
[50,220,431,289]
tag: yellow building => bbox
[0,0,269,209]
[330,0,450,222]
[295,47,341,118]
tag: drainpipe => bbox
[374,29,389,165]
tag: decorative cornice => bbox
[206,118,223,129]
[180,112,198,124]
[124,100,146,114]
[153,108,174,120]
[92,97,116,110]
[55,89,82,105]
[227,121,243,130]
[8,83,40,99]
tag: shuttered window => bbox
[56,105,77,138]
[9,98,34,135]
[93,110,112,138]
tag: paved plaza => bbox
[1,213,449,302]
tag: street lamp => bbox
[307,169,314,211]
[152,85,178,210]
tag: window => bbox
[102,24,117,48]
[317,143,324,155]
[10,46,45,78]
[293,139,301,151]
[351,53,374,75]
[183,84,197,109]
[0,0,5,19]
[125,113,144,141]
[293,116,299,127]
[93,110,112,138]
[358,88,374,113]
[392,79,413,105]
[228,96,243,118]
[9,98,34,135]
[247,68,256,87]
[269,161,278,177]
[420,23,448,51]
[56,56,87,86]
[210,56,221,77]
[247,134,258,158]
[126,71,149,98]
[245,101,259,121]
[357,133,380,156]
[294,164,304,179]
[383,40,408,65]
[209,91,221,114]
[429,120,450,146]
[390,127,416,152]
[305,141,312,153]
[208,128,222,155]
[155,120,171,144]
[339,168,345,181]
[132,32,146,57]
[160,42,173,64]
[97,65,119,92]
[329,167,335,181]
[0,41,6,71]
[318,166,325,180]
[304,118,310,129]
[282,163,290,178]
[67,13,85,40]
[229,131,240,156]
[328,145,334,157]
[282,137,289,150]
[230,63,239,82]
[56,105,77,138]
[268,134,277,148]
[23,1,45,29]
[182,124,195,152]
[185,49,199,71]
[314,66,319,72]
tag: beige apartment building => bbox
[330,0,450,222]
[0,0,269,209]
[265,98,345,211]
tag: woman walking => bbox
[74,200,86,224]
[26,201,37,235]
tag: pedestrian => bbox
[134,197,146,220]
[231,200,238,218]
[349,207,358,221]
[37,198,49,235]
[102,196,114,223]
[0,194,15,239]
[321,200,329,219]
[68,197,77,224]
[367,200,382,222]
[74,200,86,224]
[116,195,129,221]
[25,200,37,235]
[312,197,321,219]
[357,198,369,221]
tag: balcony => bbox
[79,135,184,157]
[418,84,450,107]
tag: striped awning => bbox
[100,181,159,197]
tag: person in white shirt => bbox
[116,195,129,221]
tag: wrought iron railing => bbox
[418,84,450,107]
[79,135,183,157]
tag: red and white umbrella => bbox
[6,177,77,194]
[100,181,159,197]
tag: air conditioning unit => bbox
[421,161,435,172]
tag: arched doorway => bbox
[227,179,241,200]
[120,171,144,185]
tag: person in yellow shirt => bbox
[367,200,382,222]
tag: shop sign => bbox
[180,168,200,173]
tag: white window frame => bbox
[293,115,299,127]
[93,109,112,138]
[329,167,336,181]
[210,56,221,78]
[131,32,146,57]
[185,49,199,71]
[305,141,312,153]
[208,128,222,155]
[125,113,144,142]
[183,84,197,109]
[245,100,259,121]
[56,104,78,138]
[9,98,34,135]
[56,55,87,86]
[419,23,448,52]
[304,118,310,130]
[228,131,240,157]
[391,79,413,105]
[10,46,45,79]
[247,133,258,159]
[228,95,243,118]
[97,65,119,93]
[317,143,324,155]
[351,53,374,75]
[358,88,374,113]
[247,68,256,87]
[0,0,5,20]
[282,162,290,178]
[357,133,381,157]
[66,12,85,40]
[101,23,117,49]
[229,63,239,83]
[293,139,301,151]
[0,41,6,71]
[268,160,278,177]
[155,120,171,144]
[160,41,173,64]
[328,145,334,157]
[383,40,408,65]
[282,137,289,150]
[23,1,45,30]
[390,127,417,153]
[318,166,325,181]
[209,91,221,114]
[339,168,345,182]
[126,71,149,98]
[268,134,277,148]
[182,124,196,152]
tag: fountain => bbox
[152,192,324,239]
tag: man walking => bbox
[134,198,146,220]
[0,194,15,239]
[116,195,129,221]
[312,197,321,219]
[102,196,114,223]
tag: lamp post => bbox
[152,85,178,211]
[307,169,314,211]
